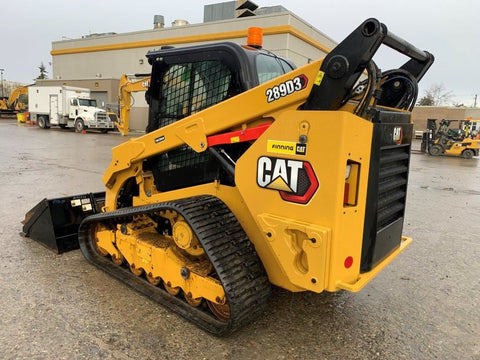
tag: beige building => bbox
[47,3,336,131]
[46,2,470,134]
[412,106,480,133]
[34,78,119,110]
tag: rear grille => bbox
[376,145,409,229]
[360,113,413,272]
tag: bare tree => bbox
[417,83,453,106]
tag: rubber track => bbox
[78,195,271,335]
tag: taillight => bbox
[344,256,353,269]
[344,161,360,206]
[344,183,350,204]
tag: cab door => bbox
[69,98,79,119]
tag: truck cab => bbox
[68,96,113,132]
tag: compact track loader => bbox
[23,19,434,335]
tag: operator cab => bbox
[145,42,295,132]
[144,42,296,192]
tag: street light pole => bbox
[0,69,4,98]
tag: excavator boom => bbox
[116,74,151,136]
[0,85,29,115]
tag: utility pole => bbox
[474,94,477,108]
[0,69,4,98]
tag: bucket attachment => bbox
[22,192,105,253]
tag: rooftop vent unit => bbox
[172,19,190,27]
[204,0,258,22]
[153,15,165,29]
[255,5,289,16]
[236,0,258,18]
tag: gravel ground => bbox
[0,119,478,360]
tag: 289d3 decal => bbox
[265,75,308,103]
[257,156,318,204]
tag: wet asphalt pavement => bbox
[0,119,478,359]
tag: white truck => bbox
[28,85,115,132]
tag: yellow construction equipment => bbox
[0,85,28,114]
[421,118,480,158]
[9,85,28,110]
[116,73,150,136]
[23,19,434,334]
[0,98,7,112]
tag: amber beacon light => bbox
[247,27,263,48]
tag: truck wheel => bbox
[462,149,474,159]
[38,116,47,129]
[75,119,85,132]
[428,144,442,156]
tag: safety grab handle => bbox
[361,18,430,62]
[382,27,429,62]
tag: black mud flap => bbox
[21,192,105,254]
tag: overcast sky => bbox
[2,0,479,105]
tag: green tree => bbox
[36,62,48,80]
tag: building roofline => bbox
[36,77,119,81]
[51,24,331,56]
[51,10,335,57]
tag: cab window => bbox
[256,54,294,84]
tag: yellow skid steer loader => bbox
[22,19,434,335]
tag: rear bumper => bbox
[336,236,412,292]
